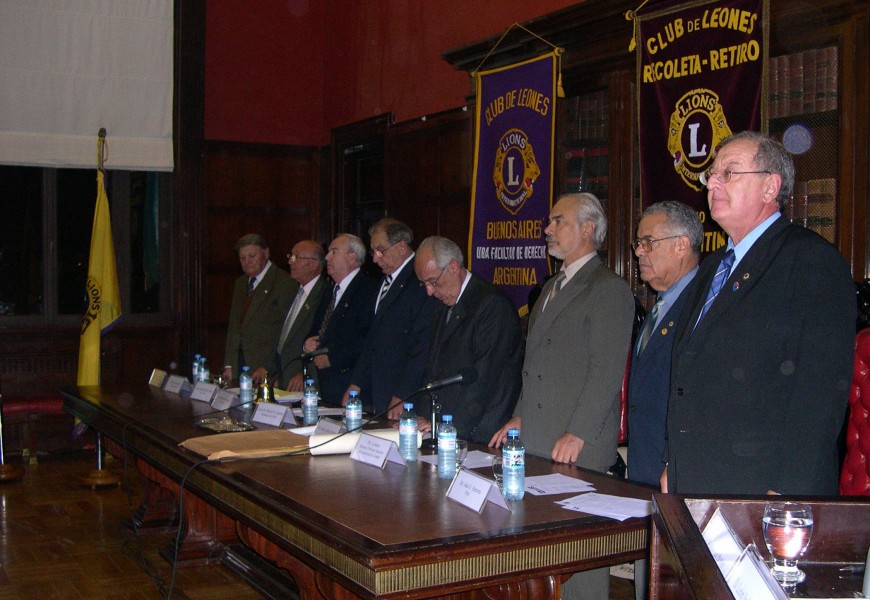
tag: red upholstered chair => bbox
[840,329,870,496]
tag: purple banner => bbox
[469,53,556,315]
[638,0,766,252]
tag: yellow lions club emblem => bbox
[493,128,540,215]
[667,89,731,191]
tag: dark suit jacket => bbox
[223,263,294,380]
[308,270,377,406]
[626,281,693,487]
[666,217,855,495]
[277,274,328,388]
[515,255,634,472]
[352,260,436,414]
[426,274,523,444]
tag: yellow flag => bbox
[76,170,122,386]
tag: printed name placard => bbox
[252,403,288,427]
[163,375,192,395]
[314,418,343,434]
[190,382,218,403]
[350,433,405,469]
[447,468,510,513]
[148,368,167,387]
[211,389,239,411]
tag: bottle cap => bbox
[242,365,250,372]
[508,428,519,437]
[442,414,453,423]
[404,403,413,409]
[349,390,359,397]
[305,378,314,385]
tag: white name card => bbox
[163,375,192,395]
[252,403,288,427]
[314,418,343,434]
[190,382,218,403]
[350,433,405,469]
[148,368,167,387]
[447,468,510,513]
[211,389,239,410]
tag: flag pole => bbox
[0,390,25,482]
[80,128,121,489]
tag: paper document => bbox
[524,473,596,495]
[557,492,651,521]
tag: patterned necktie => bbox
[545,272,566,310]
[695,248,735,328]
[637,297,664,355]
[317,284,340,339]
[278,286,305,349]
[246,276,256,295]
[375,275,393,314]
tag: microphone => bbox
[300,347,329,361]
[420,367,478,392]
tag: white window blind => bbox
[0,0,173,171]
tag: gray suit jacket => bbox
[514,255,634,472]
[277,274,328,388]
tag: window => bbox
[0,166,171,325]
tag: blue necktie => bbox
[695,248,735,327]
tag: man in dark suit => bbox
[414,236,522,445]
[342,219,435,417]
[222,234,294,384]
[304,234,376,406]
[627,201,701,600]
[490,193,634,600]
[664,131,855,496]
[252,240,327,391]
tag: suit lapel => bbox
[528,257,598,348]
[242,266,275,327]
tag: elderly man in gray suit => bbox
[490,192,635,600]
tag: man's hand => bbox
[303,336,320,353]
[551,432,584,464]
[313,354,330,369]
[251,367,267,386]
[341,384,361,407]
[286,373,304,392]
[386,397,404,420]
[660,466,668,493]
[221,366,233,383]
[489,417,521,449]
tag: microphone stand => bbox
[423,389,441,451]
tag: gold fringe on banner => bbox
[97,127,108,171]
[472,22,566,98]
[624,0,652,52]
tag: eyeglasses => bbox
[369,240,400,258]
[632,235,682,253]
[422,266,447,290]
[700,167,771,185]
[287,254,319,263]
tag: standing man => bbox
[490,193,635,600]
[222,234,294,384]
[664,131,855,496]
[343,219,436,417]
[252,240,327,391]
[627,201,701,600]
[415,236,522,444]
[304,234,376,406]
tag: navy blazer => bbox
[426,274,523,444]
[352,260,436,414]
[666,217,855,495]
[308,270,377,406]
[626,282,693,487]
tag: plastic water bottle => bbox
[437,415,457,479]
[345,390,362,431]
[302,378,319,426]
[502,428,525,500]
[192,354,201,382]
[399,403,418,462]
[239,366,253,407]
[197,357,210,383]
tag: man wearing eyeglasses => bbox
[628,201,701,600]
[303,234,377,406]
[663,131,854,497]
[414,236,522,444]
[341,219,436,418]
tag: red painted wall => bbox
[205,0,581,146]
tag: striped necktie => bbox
[317,284,340,339]
[695,248,735,328]
[544,272,566,311]
[375,275,393,314]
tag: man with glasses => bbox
[664,131,855,496]
[627,201,701,600]
[303,234,377,406]
[341,219,435,417]
[414,236,522,444]
[253,240,327,391]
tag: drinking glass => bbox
[762,502,813,585]
[491,456,503,489]
[455,440,468,470]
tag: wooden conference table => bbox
[61,384,653,599]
